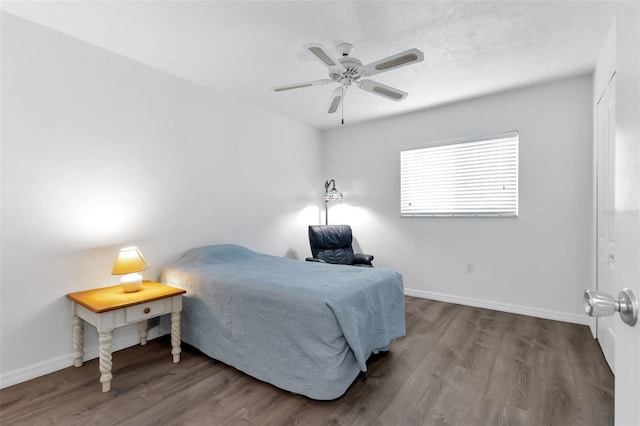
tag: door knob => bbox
[583,288,638,326]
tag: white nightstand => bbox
[67,281,186,392]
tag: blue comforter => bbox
[160,244,405,399]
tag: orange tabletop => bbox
[67,281,186,313]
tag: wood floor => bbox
[1,297,613,425]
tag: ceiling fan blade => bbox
[272,79,333,92]
[358,79,408,101]
[363,48,424,76]
[304,43,346,73]
[327,87,344,114]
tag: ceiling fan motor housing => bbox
[330,57,364,82]
[327,43,363,83]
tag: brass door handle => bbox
[144,307,151,314]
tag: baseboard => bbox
[404,288,590,326]
[0,327,162,389]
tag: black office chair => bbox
[305,225,374,267]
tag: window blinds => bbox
[401,132,518,217]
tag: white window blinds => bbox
[401,132,519,217]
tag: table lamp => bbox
[111,246,149,292]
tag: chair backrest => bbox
[308,225,355,265]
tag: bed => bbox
[159,244,405,400]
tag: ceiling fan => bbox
[273,43,424,119]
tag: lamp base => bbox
[121,273,143,293]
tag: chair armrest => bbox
[305,257,327,263]
[354,253,374,266]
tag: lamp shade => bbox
[324,187,344,202]
[111,246,149,275]
[323,179,344,202]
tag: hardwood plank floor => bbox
[0,297,613,425]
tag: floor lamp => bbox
[323,179,344,225]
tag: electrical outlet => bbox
[466,262,473,273]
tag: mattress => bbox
[160,244,405,400]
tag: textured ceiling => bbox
[2,1,615,130]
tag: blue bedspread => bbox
[160,244,405,399]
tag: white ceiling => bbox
[2,1,614,130]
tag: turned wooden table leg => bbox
[99,331,113,392]
[72,315,84,367]
[139,320,148,345]
[171,311,181,363]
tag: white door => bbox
[613,2,639,423]
[613,95,640,425]
[596,75,616,372]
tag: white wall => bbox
[323,75,594,324]
[0,13,323,387]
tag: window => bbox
[401,132,518,217]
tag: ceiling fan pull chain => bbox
[341,86,345,125]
